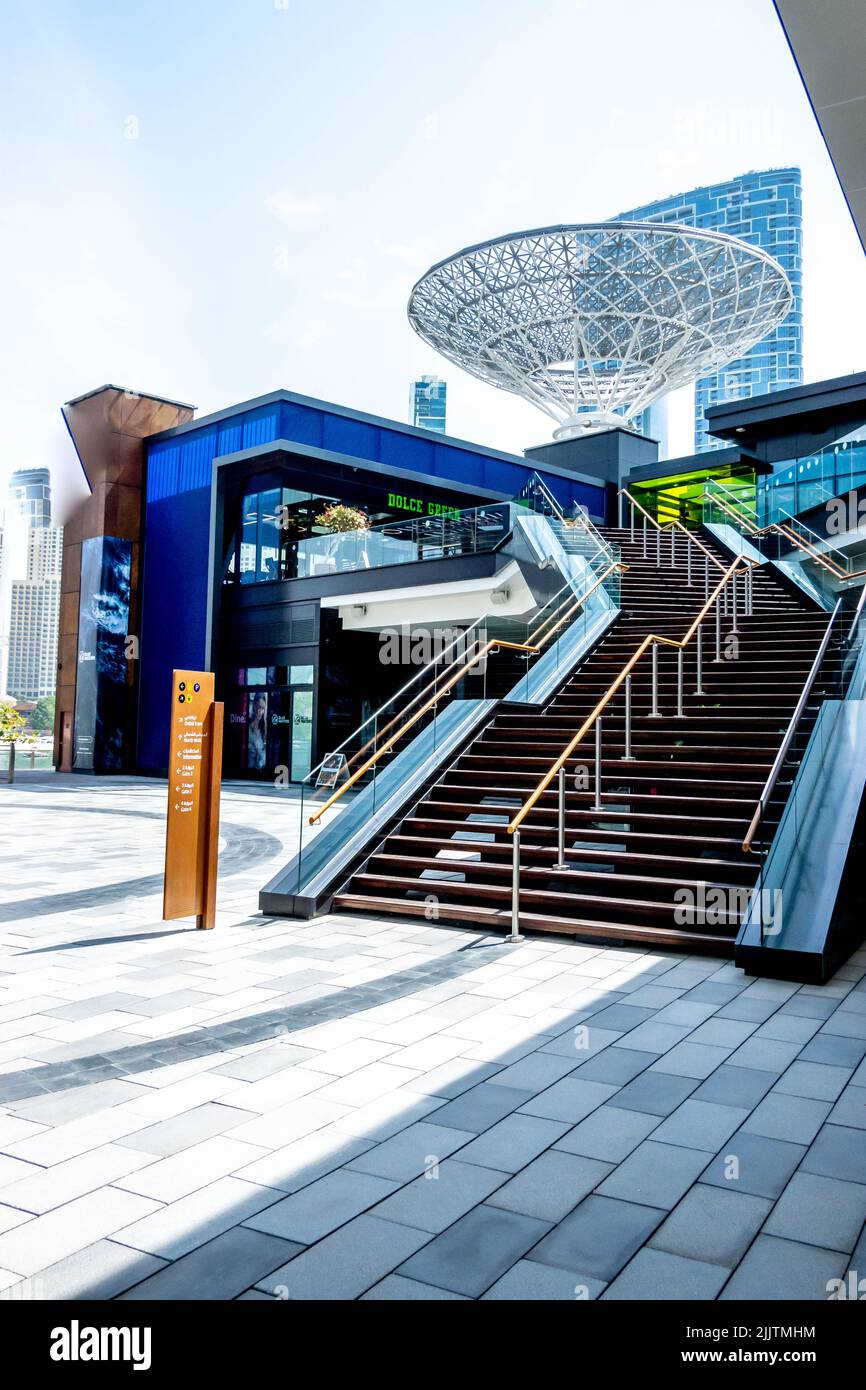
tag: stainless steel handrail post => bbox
[622,674,635,760]
[643,514,647,557]
[630,502,634,541]
[555,766,568,869]
[687,541,692,587]
[507,831,524,942]
[696,623,705,695]
[676,648,685,718]
[649,642,661,717]
[704,554,709,599]
[591,718,603,811]
[714,596,722,662]
[656,528,661,566]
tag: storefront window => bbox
[226,674,314,782]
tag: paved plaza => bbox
[0,773,864,1301]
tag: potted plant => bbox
[314,504,369,533]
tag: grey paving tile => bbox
[214,1044,319,1080]
[700,1132,806,1199]
[572,1048,655,1085]
[779,993,839,1020]
[10,1080,145,1127]
[0,1187,160,1278]
[541,1025,622,1061]
[755,1012,822,1044]
[717,996,782,1024]
[798,1034,866,1068]
[580,1003,657,1032]
[726,1037,803,1073]
[763,1171,866,1253]
[345,1121,470,1183]
[554,1105,661,1163]
[720,1235,847,1301]
[120,1226,300,1300]
[114,1176,284,1259]
[821,1010,866,1040]
[828,1086,866,1130]
[597,1139,708,1209]
[489,1052,580,1092]
[243,1168,398,1244]
[370,1158,507,1234]
[801,1124,866,1184]
[488,1151,612,1223]
[649,1184,771,1268]
[400,1059,502,1100]
[432,1083,533,1134]
[684,1017,757,1049]
[482,1259,605,1300]
[610,1020,692,1054]
[0,1239,166,1301]
[456,1114,570,1173]
[398,1204,550,1298]
[742,1092,832,1145]
[651,1100,749,1153]
[255,1214,431,1300]
[519,1077,619,1125]
[118,1102,252,1157]
[361,1274,468,1300]
[773,1060,852,1102]
[650,1041,731,1080]
[602,1247,728,1300]
[607,1071,700,1117]
[529,1194,665,1281]
[691,1064,777,1110]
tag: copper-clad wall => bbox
[56,388,194,771]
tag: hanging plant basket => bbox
[315,504,370,533]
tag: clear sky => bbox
[3,0,866,517]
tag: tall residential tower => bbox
[618,168,803,451]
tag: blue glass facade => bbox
[619,169,804,452]
[137,390,606,770]
[411,375,447,433]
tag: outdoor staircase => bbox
[331,526,840,953]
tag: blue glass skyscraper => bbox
[411,375,447,433]
[618,169,803,451]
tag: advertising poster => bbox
[73,535,132,772]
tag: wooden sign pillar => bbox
[163,669,223,929]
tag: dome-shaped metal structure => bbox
[407,222,793,439]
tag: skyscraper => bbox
[618,169,803,451]
[2,469,63,701]
[411,375,447,433]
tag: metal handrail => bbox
[704,485,866,582]
[507,553,753,835]
[308,559,627,824]
[337,574,604,779]
[742,599,843,852]
[620,487,727,572]
[530,474,614,563]
[300,613,489,784]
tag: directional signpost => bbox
[163,669,224,930]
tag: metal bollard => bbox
[507,831,524,942]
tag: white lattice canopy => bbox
[408,222,793,439]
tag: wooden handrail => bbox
[308,560,627,824]
[704,488,866,582]
[507,554,753,835]
[619,487,727,572]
